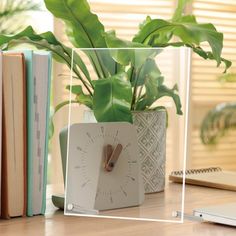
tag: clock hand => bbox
[105,144,123,172]
[104,144,113,170]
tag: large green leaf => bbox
[176,15,223,65]
[139,16,172,45]
[201,102,236,144]
[156,85,183,115]
[133,17,224,66]
[45,0,104,48]
[104,31,157,68]
[93,72,133,122]
[0,26,94,94]
[44,0,114,77]
[0,26,71,64]
[130,58,163,87]
[136,83,182,115]
[191,46,231,72]
[152,42,231,73]
[137,76,160,109]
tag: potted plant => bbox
[0,0,231,193]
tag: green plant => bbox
[0,0,40,34]
[201,73,236,145]
[0,0,232,123]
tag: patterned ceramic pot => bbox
[132,110,166,193]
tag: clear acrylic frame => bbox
[63,47,191,222]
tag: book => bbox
[1,53,27,218]
[0,52,2,216]
[26,51,52,216]
[41,52,52,215]
[23,50,34,216]
[169,167,236,191]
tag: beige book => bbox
[1,53,27,218]
[169,167,236,191]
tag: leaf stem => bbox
[130,66,143,110]
[130,67,136,110]
[135,85,144,110]
[72,65,94,96]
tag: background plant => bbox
[201,73,236,145]
[0,0,40,34]
[0,0,232,123]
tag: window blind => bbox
[190,0,236,170]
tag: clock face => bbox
[64,122,144,214]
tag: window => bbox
[29,0,53,32]
[189,0,236,170]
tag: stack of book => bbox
[0,51,52,219]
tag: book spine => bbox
[22,54,27,217]
[24,51,34,217]
[0,51,2,216]
[41,53,52,215]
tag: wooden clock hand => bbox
[105,144,123,172]
[104,144,113,169]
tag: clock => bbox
[63,122,144,214]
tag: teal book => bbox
[41,51,52,214]
[23,51,52,216]
[23,50,34,216]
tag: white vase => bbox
[83,109,166,193]
[132,110,166,193]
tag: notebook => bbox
[1,53,27,218]
[169,167,236,191]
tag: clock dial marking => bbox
[114,130,119,142]
[123,143,131,151]
[128,160,137,164]
[86,132,94,143]
[110,191,113,203]
[81,179,90,188]
[76,146,86,153]
[126,175,136,181]
[100,126,104,134]
[95,191,98,200]
[120,186,127,197]
[74,165,86,169]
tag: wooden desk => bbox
[1,183,236,236]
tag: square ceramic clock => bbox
[63,122,145,215]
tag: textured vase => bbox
[132,111,166,193]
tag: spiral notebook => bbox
[169,167,236,191]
